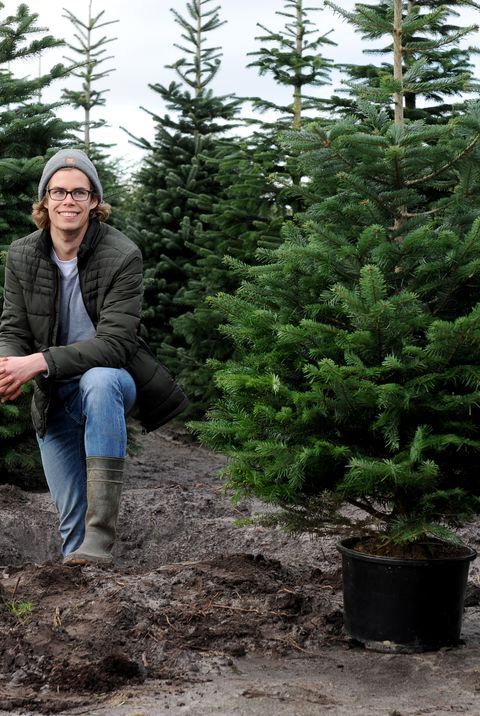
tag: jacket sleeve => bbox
[43,248,144,379]
[0,255,34,357]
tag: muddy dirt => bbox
[1,425,480,715]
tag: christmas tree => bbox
[327,0,480,122]
[61,2,129,227]
[0,3,71,480]
[170,0,336,415]
[61,0,118,153]
[126,0,239,372]
[193,0,480,547]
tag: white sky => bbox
[2,0,480,173]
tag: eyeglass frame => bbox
[46,187,95,202]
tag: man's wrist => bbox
[32,352,49,377]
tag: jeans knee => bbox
[79,367,136,414]
[79,368,122,407]
[80,367,118,392]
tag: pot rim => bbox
[337,536,477,566]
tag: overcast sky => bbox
[2,0,480,172]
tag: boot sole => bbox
[63,554,113,566]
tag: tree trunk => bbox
[195,0,202,99]
[292,0,303,129]
[393,0,404,126]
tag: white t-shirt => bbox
[51,249,96,346]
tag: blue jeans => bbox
[37,367,137,556]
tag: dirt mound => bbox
[0,427,343,713]
[0,553,342,713]
[0,486,28,508]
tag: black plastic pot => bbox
[338,537,477,652]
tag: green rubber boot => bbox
[64,456,124,566]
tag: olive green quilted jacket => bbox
[0,220,188,436]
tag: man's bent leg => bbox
[64,368,136,565]
[80,367,136,459]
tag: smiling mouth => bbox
[58,212,79,217]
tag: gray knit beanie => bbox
[38,148,103,201]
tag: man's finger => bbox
[1,386,22,402]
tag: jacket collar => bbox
[35,219,104,261]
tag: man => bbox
[0,148,187,565]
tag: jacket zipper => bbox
[49,262,60,347]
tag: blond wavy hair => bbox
[31,183,111,230]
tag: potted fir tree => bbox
[193,0,480,651]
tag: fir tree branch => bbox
[403,207,440,219]
[347,498,387,521]
[405,132,480,188]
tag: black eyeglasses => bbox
[47,188,93,201]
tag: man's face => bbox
[44,168,99,235]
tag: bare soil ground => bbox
[1,426,480,715]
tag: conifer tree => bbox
[248,0,335,128]
[61,0,118,154]
[61,2,128,224]
[0,3,72,479]
[0,6,71,249]
[193,0,480,545]
[170,0,335,414]
[126,0,239,366]
[327,0,480,122]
